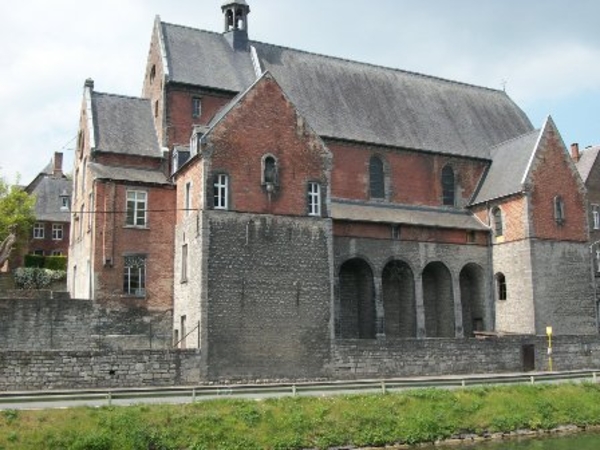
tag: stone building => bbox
[22,152,72,261]
[67,1,597,380]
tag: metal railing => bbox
[0,369,598,409]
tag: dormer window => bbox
[59,190,70,211]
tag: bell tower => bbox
[222,0,250,51]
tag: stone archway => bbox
[338,258,376,339]
[460,263,486,336]
[422,262,454,337]
[382,260,416,338]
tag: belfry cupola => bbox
[222,0,250,51]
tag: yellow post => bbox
[546,326,553,372]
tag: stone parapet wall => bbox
[0,297,172,351]
[328,335,600,379]
[0,349,201,391]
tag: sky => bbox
[1,0,599,184]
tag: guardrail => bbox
[0,369,598,409]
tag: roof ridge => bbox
[160,20,507,94]
[251,40,507,94]
[93,91,150,102]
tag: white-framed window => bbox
[308,182,321,216]
[52,250,63,256]
[593,205,600,230]
[184,182,192,216]
[60,194,70,211]
[123,254,146,297]
[192,97,202,118]
[33,223,44,239]
[181,243,188,282]
[213,174,228,210]
[126,190,147,227]
[52,224,64,240]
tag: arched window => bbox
[492,207,503,237]
[554,195,565,225]
[369,156,384,199]
[496,273,507,301]
[442,165,455,206]
[261,154,278,188]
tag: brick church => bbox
[68,1,596,379]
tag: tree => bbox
[0,174,36,267]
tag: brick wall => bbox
[328,141,488,208]
[0,349,201,391]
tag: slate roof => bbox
[92,92,161,157]
[331,200,488,231]
[160,22,534,159]
[88,162,171,185]
[576,146,600,184]
[471,129,541,205]
[29,176,72,223]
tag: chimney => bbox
[571,143,580,162]
[53,152,63,177]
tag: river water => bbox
[428,431,600,449]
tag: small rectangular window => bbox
[126,190,148,227]
[123,255,146,297]
[52,250,63,256]
[308,182,321,216]
[34,249,44,256]
[466,230,476,243]
[391,225,401,240]
[593,205,600,230]
[213,174,228,210]
[192,97,202,118]
[184,182,192,216]
[52,224,64,240]
[33,223,45,239]
[181,244,188,283]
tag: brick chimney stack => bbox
[571,143,580,162]
[53,152,63,177]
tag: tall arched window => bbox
[261,154,279,189]
[492,207,503,237]
[496,273,507,301]
[442,165,455,206]
[554,195,565,225]
[369,156,384,199]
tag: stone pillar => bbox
[415,272,426,338]
[374,276,385,339]
[453,273,464,338]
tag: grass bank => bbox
[2,383,600,449]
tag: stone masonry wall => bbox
[0,349,201,391]
[0,296,172,351]
[328,335,600,379]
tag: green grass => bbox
[1,383,600,449]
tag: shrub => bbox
[44,255,68,271]
[14,267,67,290]
[24,254,45,268]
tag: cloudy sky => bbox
[1,0,599,184]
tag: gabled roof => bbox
[88,162,170,185]
[160,21,534,159]
[472,129,541,205]
[332,200,488,231]
[91,92,161,157]
[29,176,72,223]
[576,145,600,183]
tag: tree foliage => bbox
[0,174,36,265]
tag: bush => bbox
[45,255,68,271]
[24,254,45,268]
[13,267,67,290]
[24,254,68,270]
